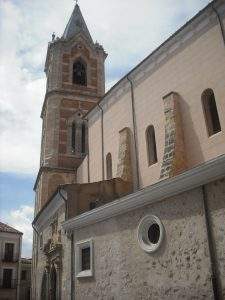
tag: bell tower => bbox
[34,3,107,212]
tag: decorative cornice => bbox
[62,154,225,231]
[41,89,100,118]
[33,190,66,232]
[87,0,225,123]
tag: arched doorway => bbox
[50,265,57,300]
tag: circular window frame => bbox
[137,215,164,253]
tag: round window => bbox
[137,215,164,253]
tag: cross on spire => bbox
[62,0,93,42]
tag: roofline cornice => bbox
[62,154,225,231]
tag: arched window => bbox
[146,125,157,166]
[81,123,86,154]
[106,153,112,180]
[71,122,76,152]
[73,60,87,86]
[202,89,221,136]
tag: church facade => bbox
[32,1,225,299]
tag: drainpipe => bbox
[87,151,90,183]
[212,2,225,46]
[32,223,39,300]
[70,233,75,300]
[98,104,105,181]
[59,188,75,300]
[127,75,140,189]
[17,235,22,300]
[202,185,221,300]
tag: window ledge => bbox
[76,270,93,278]
[208,130,222,139]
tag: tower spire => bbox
[62,2,93,42]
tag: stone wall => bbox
[36,168,76,208]
[72,178,225,299]
[160,92,186,179]
[33,204,72,300]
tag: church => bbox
[32,1,225,299]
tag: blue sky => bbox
[0,173,34,212]
[0,0,210,257]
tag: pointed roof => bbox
[0,221,23,235]
[62,4,93,42]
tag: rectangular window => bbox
[21,270,27,281]
[4,243,14,262]
[89,202,96,210]
[3,269,13,288]
[75,239,93,278]
[81,247,90,271]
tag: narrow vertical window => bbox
[81,247,91,271]
[202,89,221,136]
[73,60,87,86]
[4,243,14,262]
[81,123,86,154]
[21,270,27,281]
[106,153,112,179]
[71,122,76,152]
[146,125,158,166]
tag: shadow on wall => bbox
[180,93,207,168]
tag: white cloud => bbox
[1,205,34,257]
[0,0,209,175]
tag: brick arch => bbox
[48,174,65,199]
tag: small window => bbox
[73,60,87,86]
[137,215,164,253]
[81,123,86,154]
[81,247,91,271]
[21,270,27,281]
[71,122,76,152]
[146,125,158,166]
[106,153,112,180]
[75,239,93,278]
[4,243,14,262]
[89,202,96,210]
[148,223,160,244]
[202,89,221,136]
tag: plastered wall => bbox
[86,14,225,189]
[72,178,225,299]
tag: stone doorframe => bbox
[43,240,63,300]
